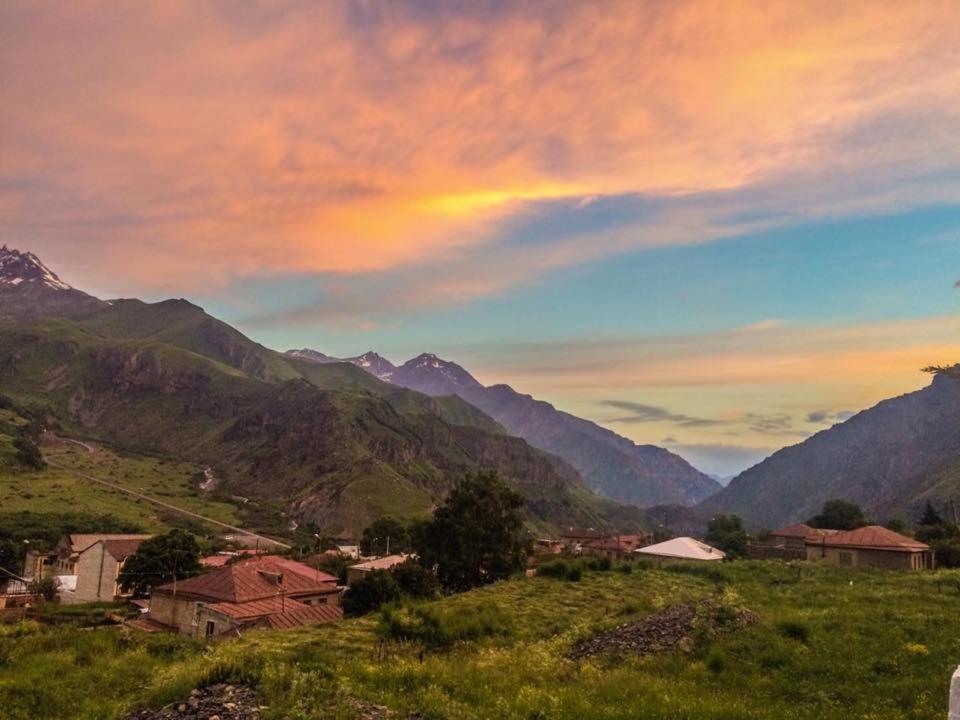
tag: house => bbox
[144,555,341,637]
[50,534,153,576]
[634,537,726,564]
[346,554,409,586]
[581,534,651,560]
[747,523,837,561]
[805,525,934,570]
[534,538,563,555]
[60,536,150,604]
[559,528,608,554]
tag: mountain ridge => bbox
[290,347,721,507]
[702,369,960,528]
[0,246,645,535]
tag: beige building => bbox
[346,554,409,586]
[60,537,149,604]
[806,525,934,570]
[144,555,341,638]
[50,534,152,576]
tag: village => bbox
[0,514,939,638]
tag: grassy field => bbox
[1,561,959,719]
[0,439,242,536]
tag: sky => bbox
[3,1,960,477]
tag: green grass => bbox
[1,562,958,719]
[0,441,241,536]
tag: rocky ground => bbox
[566,600,758,661]
[124,684,395,720]
[125,684,262,720]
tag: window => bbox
[205,620,216,637]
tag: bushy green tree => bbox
[391,558,439,599]
[0,537,19,573]
[919,501,944,528]
[705,514,748,558]
[807,499,867,531]
[414,470,531,593]
[118,529,201,597]
[342,570,401,616]
[13,435,45,470]
[360,516,411,556]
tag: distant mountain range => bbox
[285,349,721,507]
[703,369,960,528]
[0,246,644,535]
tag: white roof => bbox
[634,537,725,561]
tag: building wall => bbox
[64,543,122,604]
[194,607,240,638]
[806,545,929,570]
[149,592,201,634]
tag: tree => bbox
[413,470,531,593]
[919,501,944,528]
[392,558,440,599]
[342,570,401,616]
[118,529,201,597]
[361,516,412,557]
[0,538,19,573]
[807,499,867,531]
[884,518,905,533]
[28,576,57,601]
[13,435,45,470]
[705,514,747,559]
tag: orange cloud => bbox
[1,1,959,294]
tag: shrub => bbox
[379,601,512,650]
[537,559,569,579]
[778,620,810,644]
[705,648,726,673]
[342,570,401,616]
[664,563,727,584]
[566,565,582,582]
[586,556,612,572]
[391,559,440,599]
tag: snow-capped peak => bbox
[0,245,73,291]
[345,351,396,381]
[399,353,483,391]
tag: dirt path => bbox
[43,441,290,550]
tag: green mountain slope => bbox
[702,370,960,528]
[0,306,637,535]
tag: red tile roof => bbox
[769,523,836,541]
[154,555,337,602]
[205,596,342,628]
[101,538,149,561]
[68,534,152,555]
[807,525,930,551]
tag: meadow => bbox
[2,561,959,719]
[0,440,241,536]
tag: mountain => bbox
[702,369,960,528]
[286,348,338,364]
[0,247,644,535]
[0,246,106,319]
[323,350,720,507]
[344,351,397,381]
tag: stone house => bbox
[805,525,934,570]
[747,523,837,561]
[144,555,341,637]
[60,537,149,604]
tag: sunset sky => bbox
[3,1,960,476]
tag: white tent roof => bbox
[634,537,725,561]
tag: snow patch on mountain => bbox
[0,245,73,290]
